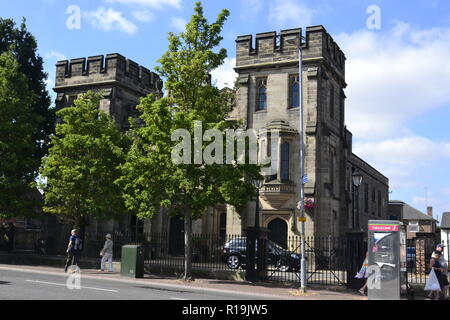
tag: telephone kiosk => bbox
[367,220,408,300]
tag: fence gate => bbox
[345,232,365,289]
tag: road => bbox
[0,267,278,300]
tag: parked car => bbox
[222,237,302,272]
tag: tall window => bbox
[364,183,369,213]
[330,86,335,119]
[378,191,382,217]
[256,78,267,111]
[281,142,290,182]
[290,74,300,108]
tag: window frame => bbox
[255,78,268,111]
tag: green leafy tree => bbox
[40,92,130,233]
[0,18,54,166]
[0,52,40,218]
[119,2,261,280]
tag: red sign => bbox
[369,224,399,232]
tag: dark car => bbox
[222,237,301,272]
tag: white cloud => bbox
[84,7,138,35]
[132,10,155,22]
[335,22,450,140]
[269,0,314,28]
[211,58,237,89]
[105,0,181,10]
[170,17,187,32]
[45,51,66,62]
[354,136,450,190]
[443,188,450,196]
[240,0,262,21]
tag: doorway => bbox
[268,218,288,249]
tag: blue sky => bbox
[1,0,450,223]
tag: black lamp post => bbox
[352,169,363,229]
[252,178,264,228]
[245,177,264,282]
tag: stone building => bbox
[51,26,390,249]
[225,26,389,243]
[53,54,163,241]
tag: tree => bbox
[0,52,40,218]
[0,18,54,174]
[118,2,261,280]
[40,92,130,233]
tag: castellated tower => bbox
[227,26,351,240]
[54,54,163,130]
[53,54,163,240]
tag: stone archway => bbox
[267,218,288,249]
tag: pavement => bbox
[0,264,369,300]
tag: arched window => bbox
[256,78,267,111]
[281,142,290,182]
[290,75,300,108]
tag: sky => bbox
[1,0,450,223]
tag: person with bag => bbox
[99,234,114,272]
[426,251,444,300]
[355,252,369,295]
[64,229,83,272]
[435,244,449,300]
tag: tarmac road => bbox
[0,267,276,300]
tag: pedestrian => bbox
[355,251,369,295]
[6,223,15,252]
[64,229,83,273]
[427,250,444,300]
[99,233,114,272]
[435,244,449,300]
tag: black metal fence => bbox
[406,238,438,284]
[131,233,353,286]
[262,236,349,286]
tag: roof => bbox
[441,212,450,229]
[389,201,436,221]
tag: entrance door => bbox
[169,216,184,255]
[268,218,288,249]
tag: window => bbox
[289,74,300,108]
[256,78,267,111]
[330,86,335,119]
[281,142,290,181]
[364,183,369,213]
[68,95,78,107]
[408,221,419,233]
[377,191,382,217]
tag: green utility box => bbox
[121,245,145,278]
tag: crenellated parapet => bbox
[55,54,163,95]
[235,25,346,78]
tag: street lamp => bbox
[286,33,307,293]
[245,177,265,283]
[352,169,363,229]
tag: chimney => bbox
[427,206,433,218]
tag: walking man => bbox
[100,234,114,272]
[64,229,82,272]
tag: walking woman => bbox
[356,252,369,295]
[428,251,444,300]
[100,234,114,272]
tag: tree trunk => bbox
[184,207,193,281]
